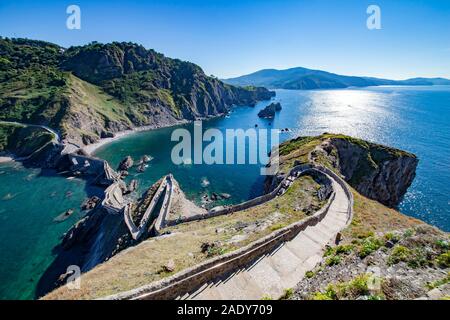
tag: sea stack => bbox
[257,102,282,119]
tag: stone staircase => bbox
[181,177,350,300]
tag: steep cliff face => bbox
[265,134,418,207]
[311,136,418,207]
[61,41,275,125]
[0,38,274,149]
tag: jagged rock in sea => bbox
[118,156,133,171]
[125,179,138,194]
[257,102,282,119]
[81,196,101,211]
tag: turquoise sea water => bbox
[0,85,449,299]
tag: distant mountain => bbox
[223,67,450,90]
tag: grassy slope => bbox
[43,175,322,299]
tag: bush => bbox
[388,245,411,265]
[326,255,341,266]
[358,237,383,258]
[279,288,294,300]
[384,232,400,243]
[435,240,449,250]
[436,251,450,268]
[427,272,450,289]
[305,271,315,278]
[339,274,370,298]
[403,229,415,238]
[311,274,371,300]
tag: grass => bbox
[343,190,421,241]
[43,175,324,300]
[427,272,450,290]
[279,288,294,300]
[387,245,412,265]
[311,274,374,300]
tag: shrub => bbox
[427,272,450,289]
[384,232,400,243]
[403,229,415,238]
[305,271,315,278]
[311,292,333,300]
[435,240,449,250]
[279,288,294,300]
[435,251,450,268]
[326,255,341,266]
[358,237,383,258]
[311,274,371,300]
[335,244,354,255]
[340,274,370,298]
[388,245,411,265]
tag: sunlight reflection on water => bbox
[293,89,399,144]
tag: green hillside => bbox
[0,38,274,148]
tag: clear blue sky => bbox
[1,0,449,79]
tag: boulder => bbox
[257,102,282,119]
[81,196,101,211]
[118,156,133,171]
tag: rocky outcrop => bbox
[118,156,133,171]
[311,137,418,207]
[257,102,282,118]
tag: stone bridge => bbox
[123,174,174,240]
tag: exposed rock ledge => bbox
[310,136,418,207]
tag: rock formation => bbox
[257,102,282,119]
[118,156,134,171]
[311,137,418,207]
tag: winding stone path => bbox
[182,174,350,300]
[0,120,60,142]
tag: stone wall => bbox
[167,164,315,226]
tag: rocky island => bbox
[257,102,282,119]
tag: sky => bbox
[0,0,449,79]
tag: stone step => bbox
[285,233,323,261]
[246,258,285,299]
[210,270,255,300]
[303,226,332,245]
[317,223,340,238]
[315,221,337,237]
[194,283,225,300]
[266,246,303,289]
[318,218,343,233]
[227,271,265,299]
[303,253,323,271]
